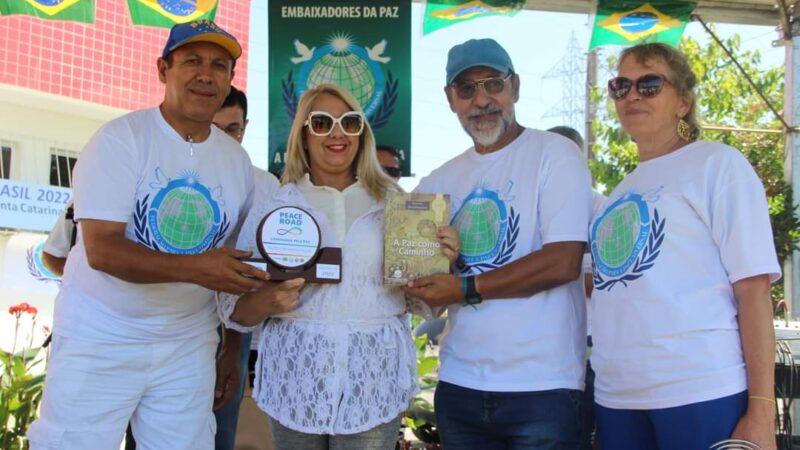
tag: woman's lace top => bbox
[218,184,418,434]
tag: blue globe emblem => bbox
[158,0,198,16]
[591,194,651,277]
[33,0,66,5]
[620,12,659,34]
[30,242,59,280]
[148,178,221,254]
[297,43,385,117]
[452,189,508,264]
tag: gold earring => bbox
[677,118,693,141]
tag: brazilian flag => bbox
[128,0,218,28]
[423,0,524,35]
[0,0,95,23]
[589,0,696,49]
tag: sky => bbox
[242,3,785,191]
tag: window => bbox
[0,145,10,179]
[50,148,78,188]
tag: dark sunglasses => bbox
[608,74,671,101]
[452,73,513,100]
[381,166,402,178]
[305,111,364,136]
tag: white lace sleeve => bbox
[216,196,277,332]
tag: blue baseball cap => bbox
[162,20,242,60]
[445,38,514,85]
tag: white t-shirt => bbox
[590,140,781,410]
[56,107,254,343]
[415,128,593,392]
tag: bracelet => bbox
[748,395,776,404]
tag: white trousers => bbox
[28,330,218,450]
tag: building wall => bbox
[0,1,251,111]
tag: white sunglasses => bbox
[304,111,365,136]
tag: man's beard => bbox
[460,104,514,147]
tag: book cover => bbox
[384,192,451,286]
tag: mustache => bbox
[188,83,216,95]
[467,104,503,119]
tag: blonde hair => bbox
[619,43,701,141]
[281,84,398,200]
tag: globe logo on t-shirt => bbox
[134,172,230,255]
[591,193,665,291]
[452,187,519,274]
[453,188,506,262]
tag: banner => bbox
[589,0,696,49]
[0,180,71,232]
[0,0,95,23]
[127,0,217,28]
[268,0,411,177]
[422,0,524,35]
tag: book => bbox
[384,192,451,287]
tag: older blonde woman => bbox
[589,43,779,450]
[218,84,458,450]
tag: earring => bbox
[677,118,693,141]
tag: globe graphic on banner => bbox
[595,202,641,268]
[453,198,502,257]
[307,52,376,110]
[156,188,214,250]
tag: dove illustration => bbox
[366,40,391,64]
[290,39,315,64]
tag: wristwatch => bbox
[461,275,483,306]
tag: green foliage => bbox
[590,30,798,302]
[405,316,439,431]
[1,347,46,450]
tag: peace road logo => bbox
[591,193,665,291]
[283,32,397,129]
[133,169,230,254]
[452,187,519,274]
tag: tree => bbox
[589,31,800,302]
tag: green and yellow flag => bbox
[128,0,217,28]
[589,1,696,49]
[0,0,94,23]
[423,0,524,35]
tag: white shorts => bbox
[28,331,218,450]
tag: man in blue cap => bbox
[405,38,593,449]
[28,20,300,450]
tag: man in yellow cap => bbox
[28,20,300,450]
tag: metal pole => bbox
[585,49,597,161]
[788,34,800,322]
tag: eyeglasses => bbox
[214,122,244,139]
[381,166,402,178]
[305,111,365,136]
[452,73,513,100]
[608,74,671,101]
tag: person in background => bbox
[218,83,460,450]
[407,38,593,449]
[28,21,270,450]
[41,204,76,276]
[212,85,280,450]
[376,144,402,181]
[590,42,779,450]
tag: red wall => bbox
[0,1,251,111]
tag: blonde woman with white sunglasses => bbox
[218,84,459,450]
